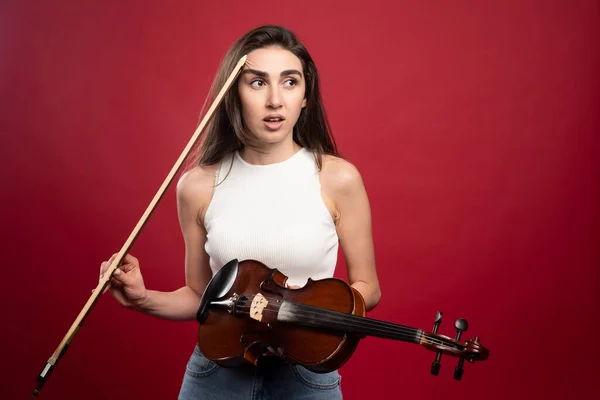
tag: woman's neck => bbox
[239,139,302,165]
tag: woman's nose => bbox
[266,87,282,108]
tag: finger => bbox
[102,280,112,294]
[111,267,133,286]
[109,275,123,288]
[99,262,106,279]
[100,254,118,278]
[102,252,127,278]
[92,286,107,295]
[106,276,124,297]
[123,253,138,264]
[119,254,139,273]
[101,267,122,294]
[284,283,301,289]
[108,280,129,306]
[100,262,113,280]
[267,346,283,356]
[112,267,122,280]
[108,253,118,265]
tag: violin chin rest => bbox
[196,259,239,323]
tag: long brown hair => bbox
[187,25,338,171]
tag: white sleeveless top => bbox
[203,148,339,287]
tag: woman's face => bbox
[238,46,307,146]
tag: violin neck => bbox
[277,301,423,344]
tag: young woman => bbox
[100,24,381,399]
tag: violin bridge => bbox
[250,293,268,322]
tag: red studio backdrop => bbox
[1,1,598,399]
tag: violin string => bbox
[234,294,431,340]
[237,304,457,351]
[235,307,454,351]
[233,294,422,337]
[221,294,460,350]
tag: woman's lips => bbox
[263,117,284,130]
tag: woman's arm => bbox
[140,165,217,320]
[104,165,217,321]
[321,157,381,311]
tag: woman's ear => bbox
[302,98,307,108]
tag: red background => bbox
[2,1,598,399]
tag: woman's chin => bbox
[252,129,293,146]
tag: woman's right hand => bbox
[99,253,148,310]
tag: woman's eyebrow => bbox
[281,69,303,78]
[242,68,303,78]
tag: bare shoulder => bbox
[176,164,220,223]
[177,164,219,193]
[320,154,365,196]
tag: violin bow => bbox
[32,55,248,398]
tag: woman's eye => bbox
[250,79,264,88]
[283,79,297,87]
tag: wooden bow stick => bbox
[32,55,248,398]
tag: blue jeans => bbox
[178,345,343,399]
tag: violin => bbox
[196,259,490,380]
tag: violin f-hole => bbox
[259,274,286,299]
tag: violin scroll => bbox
[422,311,489,380]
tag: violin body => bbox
[197,259,366,372]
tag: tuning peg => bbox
[454,357,465,381]
[430,311,443,376]
[454,318,468,341]
[453,318,468,380]
[433,311,443,334]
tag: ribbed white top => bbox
[204,148,339,287]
